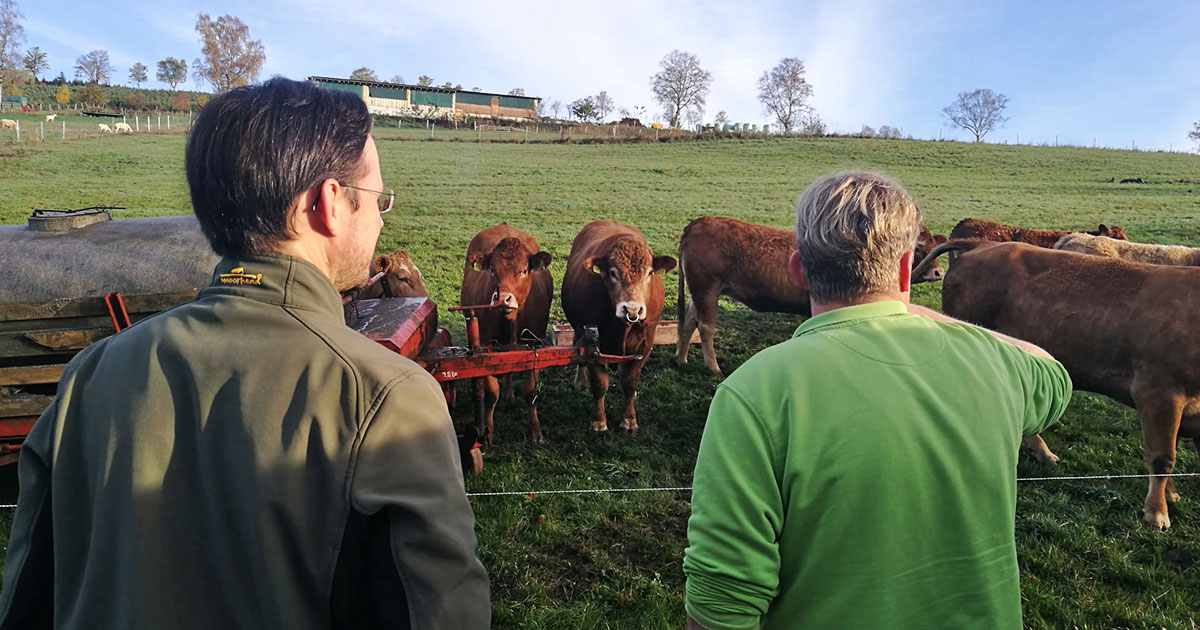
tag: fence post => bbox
[14,121,18,142]
[158,114,161,129]
[135,117,139,131]
[62,120,65,140]
[167,114,170,129]
[40,121,43,140]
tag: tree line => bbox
[0,0,265,106]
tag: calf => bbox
[913,239,1200,530]
[113,122,133,134]
[0,119,16,130]
[45,114,56,122]
[1055,233,1200,266]
[97,123,113,134]
[460,223,553,443]
[345,249,428,301]
[950,217,1126,249]
[676,216,946,376]
[561,220,676,432]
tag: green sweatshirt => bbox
[0,253,489,630]
[684,301,1071,630]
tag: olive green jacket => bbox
[0,253,489,629]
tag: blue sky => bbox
[18,0,1200,150]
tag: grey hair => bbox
[793,171,922,303]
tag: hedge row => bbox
[13,83,212,112]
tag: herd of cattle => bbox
[355,215,1198,530]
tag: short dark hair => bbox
[185,77,372,257]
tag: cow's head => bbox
[352,249,427,300]
[912,225,947,283]
[584,236,677,323]
[1093,224,1129,241]
[467,237,551,319]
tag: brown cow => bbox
[675,216,947,376]
[912,239,1200,530]
[342,249,428,302]
[561,220,676,432]
[949,217,1128,249]
[460,223,553,444]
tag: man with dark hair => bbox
[683,171,1072,629]
[0,78,489,629]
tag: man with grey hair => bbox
[683,171,1071,629]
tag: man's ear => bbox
[372,254,390,275]
[788,250,808,289]
[898,250,913,293]
[652,255,677,274]
[529,251,552,270]
[305,178,342,237]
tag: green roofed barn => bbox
[308,76,540,121]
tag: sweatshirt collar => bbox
[793,300,909,338]
[198,252,344,319]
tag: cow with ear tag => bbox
[342,249,429,302]
[460,223,554,444]
[561,220,677,433]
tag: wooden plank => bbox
[0,327,112,356]
[0,291,196,323]
[551,321,698,347]
[0,395,54,418]
[0,364,67,386]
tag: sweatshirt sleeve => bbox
[0,396,59,630]
[683,384,783,630]
[1017,354,1073,435]
[349,369,490,630]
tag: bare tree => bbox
[0,0,24,75]
[714,110,729,127]
[417,75,433,86]
[23,45,46,80]
[508,87,525,96]
[593,90,613,122]
[349,67,377,81]
[650,50,712,128]
[757,57,813,134]
[156,57,188,90]
[192,13,266,92]
[547,100,562,119]
[943,88,1009,142]
[388,74,405,84]
[74,50,113,84]
[129,62,148,87]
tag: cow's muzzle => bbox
[616,301,647,323]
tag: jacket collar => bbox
[198,252,344,319]
[793,300,909,338]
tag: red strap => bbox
[104,292,132,332]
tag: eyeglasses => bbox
[341,184,396,214]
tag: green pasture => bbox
[2,133,1199,628]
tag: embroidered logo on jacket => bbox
[219,267,263,286]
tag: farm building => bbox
[308,76,540,121]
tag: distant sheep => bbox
[113,122,133,134]
[45,114,57,122]
[97,123,113,134]
[0,119,17,130]
[1055,233,1200,266]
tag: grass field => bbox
[2,132,1200,628]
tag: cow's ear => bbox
[529,251,552,270]
[584,256,606,274]
[372,254,390,274]
[652,255,678,274]
[934,234,948,245]
[467,252,486,271]
[1097,224,1109,235]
